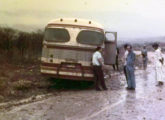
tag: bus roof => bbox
[47,18,104,30]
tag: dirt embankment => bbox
[0,62,49,103]
[0,62,95,105]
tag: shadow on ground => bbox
[48,78,94,90]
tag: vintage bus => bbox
[41,18,117,81]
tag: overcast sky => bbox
[0,0,165,40]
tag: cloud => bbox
[0,10,53,18]
[0,0,165,39]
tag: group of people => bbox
[140,43,164,86]
[92,43,164,91]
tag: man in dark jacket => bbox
[141,45,148,70]
[126,45,136,90]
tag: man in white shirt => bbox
[152,43,164,86]
[92,47,107,91]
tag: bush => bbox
[0,27,44,64]
[13,79,32,91]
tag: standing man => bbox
[113,48,120,71]
[123,44,128,84]
[141,45,148,70]
[126,45,136,90]
[92,47,108,91]
[152,43,164,86]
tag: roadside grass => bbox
[0,77,8,91]
[13,79,32,91]
[48,78,94,90]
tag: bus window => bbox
[105,32,116,42]
[77,30,104,45]
[44,28,70,42]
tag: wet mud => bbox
[0,52,165,120]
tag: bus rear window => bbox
[77,30,104,45]
[44,28,70,42]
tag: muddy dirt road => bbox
[0,53,165,120]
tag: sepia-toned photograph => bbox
[0,0,165,120]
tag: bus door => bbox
[104,32,117,65]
